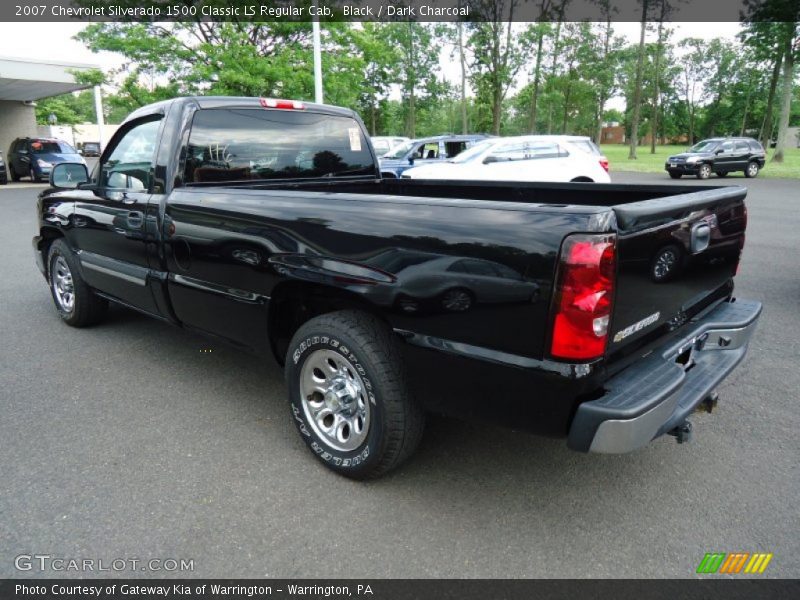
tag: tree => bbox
[740,22,788,147]
[772,23,799,162]
[466,1,525,135]
[677,38,710,144]
[649,0,670,152]
[341,24,400,134]
[628,0,649,158]
[385,22,440,137]
[589,9,622,144]
[521,22,551,133]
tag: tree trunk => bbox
[740,78,751,136]
[405,22,416,138]
[407,90,415,138]
[529,26,545,133]
[546,17,563,135]
[595,18,612,145]
[562,79,572,133]
[629,1,648,160]
[772,37,794,163]
[651,8,664,154]
[457,20,468,134]
[759,52,783,149]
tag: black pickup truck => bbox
[34,97,761,479]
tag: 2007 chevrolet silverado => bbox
[34,97,761,479]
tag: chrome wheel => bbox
[299,349,370,452]
[698,164,711,179]
[653,249,678,281]
[51,255,75,312]
[441,289,472,312]
[746,162,759,178]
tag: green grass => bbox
[600,144,800,179]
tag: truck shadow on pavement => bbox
[91,304,681,502]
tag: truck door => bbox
[71,116,163,314]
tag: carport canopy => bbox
[0,57,94,101]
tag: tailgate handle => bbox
[691,223,711,253]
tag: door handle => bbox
[126,211,144,228]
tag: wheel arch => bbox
[267,280,394,367]
[37,226,66,277]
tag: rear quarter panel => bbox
[158,188,604,360]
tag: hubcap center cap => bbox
[324,377,358,415]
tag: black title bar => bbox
[1,0,799,23]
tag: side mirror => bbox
[50,162,90,189]
[408,157,415,165]
[715,148,724,155]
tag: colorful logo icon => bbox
[697,552,773,574]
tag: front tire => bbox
[285,311,424,479]
[696,164,712,179]
[47,239,108,327]
[745,161,760,178]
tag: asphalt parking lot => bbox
[1,172,798,579]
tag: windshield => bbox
[382,141,415,159]
[30,141,76,154]
[450,140,495,163]
[689,140,719,153]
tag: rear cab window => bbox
[184,108,375,184]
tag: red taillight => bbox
[259,98,305,110]
[550,234,616,361]
[599,157,609,172]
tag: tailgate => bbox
[607,186,747,362]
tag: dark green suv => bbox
[665,137,766,179]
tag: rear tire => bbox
[285,310,424,479]
[696,164,712,180]
[47,239,108,327]
[745,161,760,178]
[10,166,20,182]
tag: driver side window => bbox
[101,118,161,191]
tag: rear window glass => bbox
[748,140,764,152]
[30,141,76,154]
[569,140,600,155]
[184,108,375,184]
